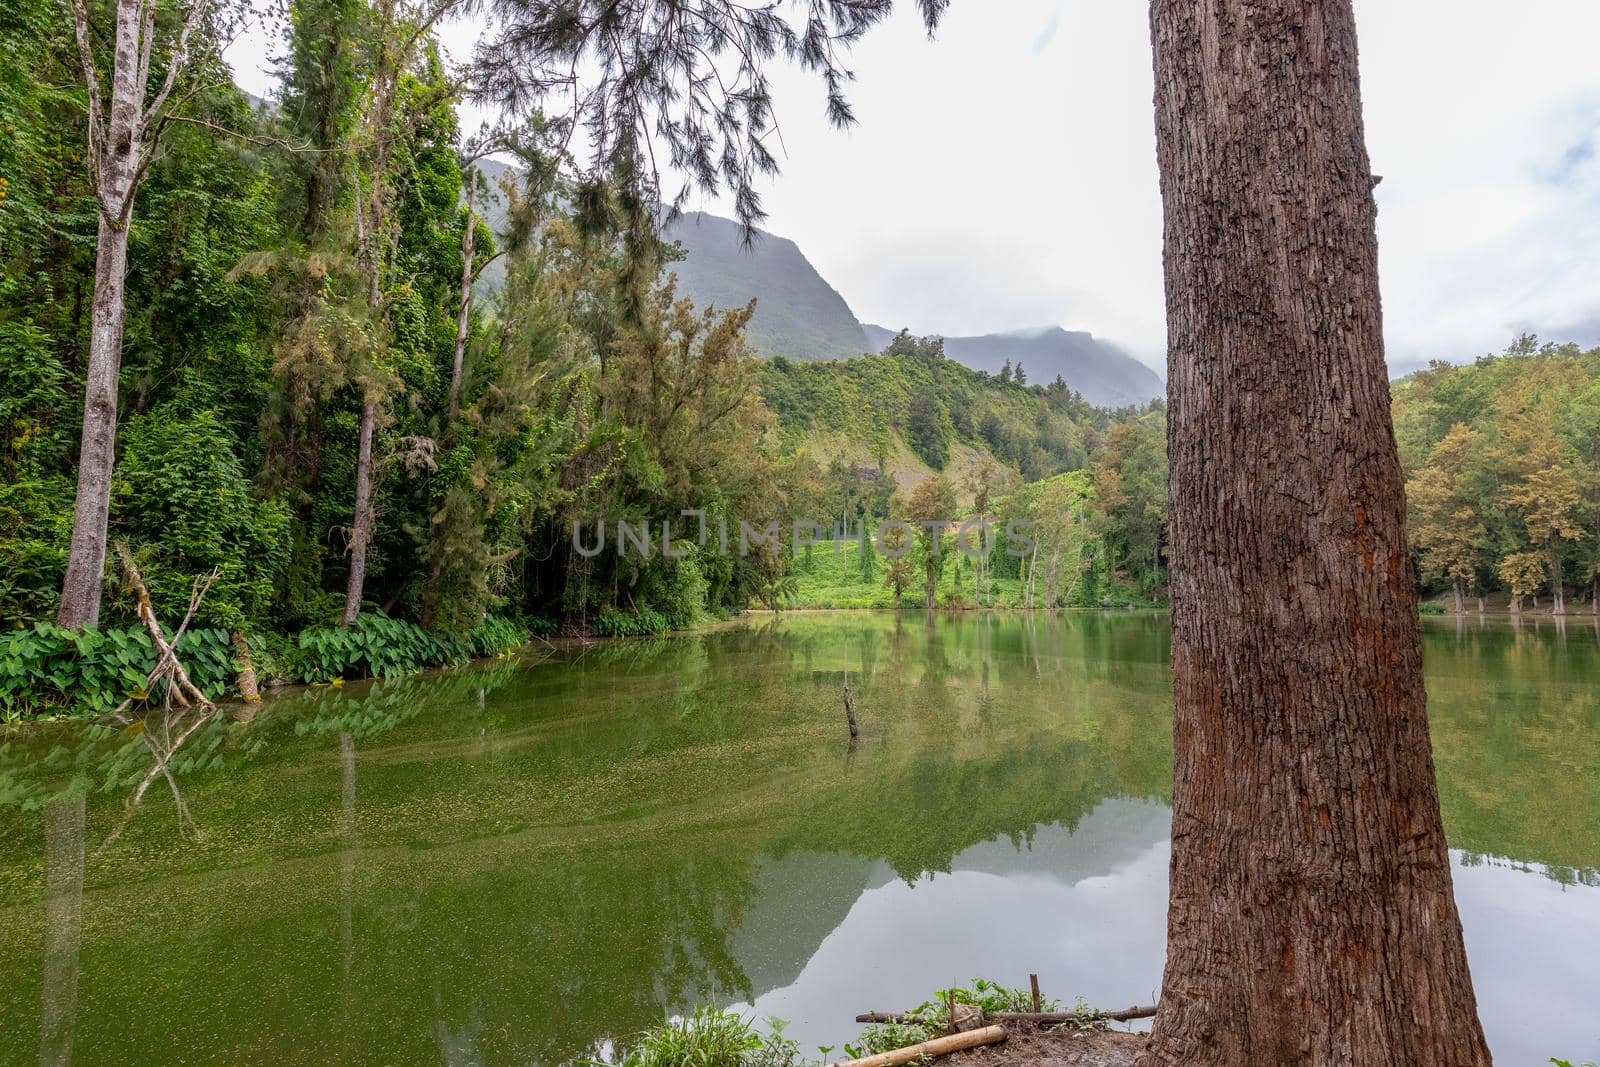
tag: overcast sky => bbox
[227,0,1600,372]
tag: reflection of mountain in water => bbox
[726,799,1172,1005]
[949,800,1171,887]
[727,852,887,998]
[1,614,1597,1067]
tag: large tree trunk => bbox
[1452,577,1465,618]
[1143,2,1489,1064]
[341,399,377,626]
[58,214,132,627]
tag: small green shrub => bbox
[1419,601,1447,616]
[604,1008,802,1067]
[466,614,530,657]
[524,616,560,639]
[592,609,672,638]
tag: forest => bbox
[1,0,1594,720]
[1395,337,1600,615]
[0,0,1176,715]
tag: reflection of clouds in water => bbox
[729,806,1600,1067]
[1452,855,1600,1065]
[728,799,1171,1051]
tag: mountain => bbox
[865,324,1164,410]
[660,211,871,361]
[471,168,870,360]
[468,166,1157,406]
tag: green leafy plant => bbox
[0,621,234,717]
[592,609,672,638]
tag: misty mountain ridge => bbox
[468,163,1161,407]
[864,323,1164,409]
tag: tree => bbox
[56,0,217,627]
[1033,472,1093,608]
[1408,424,1490,615]
[479,2,1491,1059]
[905,475,956,610]
[905,391,948,470]
[1497,551,1547,614]
[963,463,1005,607]
[1148,1,1488,1059]
[1498,419,1584,615]
[880,523,913,606]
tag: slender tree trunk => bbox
[448,168,478,426]
[1143,1,1489,1064]
[58,216,132,627]
[1452,577,1465,617]
[342,399,377,626]
[1549,540,1565,615]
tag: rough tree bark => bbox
[1143,1,1490,1063]
[58,0,207,628]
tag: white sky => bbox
[226,1,1600,372]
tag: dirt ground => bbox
[945,1023,1146,1066]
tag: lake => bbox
[2,612,1597,1065]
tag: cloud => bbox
[1032,4,1063,54]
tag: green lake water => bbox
[1,612,1597,1065]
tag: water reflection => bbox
[0,613,1595,1065]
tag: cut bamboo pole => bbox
[828,1025,1006,1067]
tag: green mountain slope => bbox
[757,344,1143,500]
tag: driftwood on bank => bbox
[112,541,217,714]
[827,1025,1006,1067]
[854,1004,1158,1026]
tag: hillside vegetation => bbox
[865,323,1165,409]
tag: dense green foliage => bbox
[0,0,1175,719]
[1394,338,1600,612]
[759,331,1154,482]
[0,622,235,717]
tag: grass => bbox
[784,536,1160,611]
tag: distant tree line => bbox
[1396,337,1600,614]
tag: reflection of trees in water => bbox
[1422,621,1600,880]
[3,614,1596,1065]
[39,794,84,1067]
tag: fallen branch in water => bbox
[828,1024,1006,1067]
[854,1004,1157,1026]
